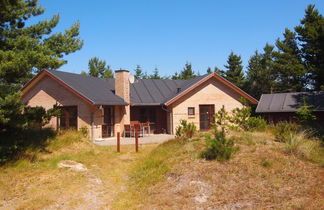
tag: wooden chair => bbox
[124,124,132,137]
[142,121,150,136]
[133,123,143,137]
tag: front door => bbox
[59,106,78,130]
[199,105,215,130]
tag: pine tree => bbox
[272,29,306,92]
[150,67,161,79]
[224,52,245,88]
[245,44,276,99]
[181,62,196,79]
[295,4,324,90]
[134,65,143,79]
[87,57,113,78]
[214,66,225,76]
[0,0,83,129]
[207,67,212,74]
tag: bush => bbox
[79,126,89,137]
[200,128,238,161]
[175,120,197,138]
[283,131,320,161]
[246,117,267,131]
[0,128,56,165]
[273,121,300,142]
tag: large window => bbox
[59,106,78,130]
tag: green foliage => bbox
[0,128,56,165]
[0,0,82,132]
[172,62,196,80]
[283,131,320,161]
[87,57,113,78]
[246,117,267,131]
[79,126,89,137]
[175,120,197,138]
[272,29,306,92]
[295,100,317,126]
[149,67,161,79]
[134,65,144,79]
[273,121,300,142]
[200,126,238,161]
[213,105,230,132]
[0,92,25,130]
[261,159,271,167]
[245,44,276,99]
[230,104,251,130]
[224,52,245,88]
[295,5,324,90]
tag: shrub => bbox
[175,120,197,138]
[79,126,89,137]
[294,98,317,126]
[246,117,267,131]
[283,131,320,160]
[261,159,271,167]
[230,105,251,130]
[213,105,231,133]
[273,121,300,142]
[0,128,56,165]
[200,127,238,161]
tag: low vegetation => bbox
[0,103,323,209]
[175,119,197,138]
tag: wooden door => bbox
[199,105,215,130]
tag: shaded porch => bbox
[130,106,168,134]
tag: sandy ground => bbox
[94,134,175,146]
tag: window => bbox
[188,107,195,115]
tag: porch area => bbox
[94,134,175,146]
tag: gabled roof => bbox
[21,70,127,105]
[256,91,324,113]
[22,70,258,106]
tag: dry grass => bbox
[120,131,324,209]
[0,130,157,209]
[0,130,323,209]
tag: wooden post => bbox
[135,132,139,152]
[117,132,120,152]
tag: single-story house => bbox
[21,69,258,139]
[256,91,324,124]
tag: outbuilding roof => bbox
[256,92,324,113]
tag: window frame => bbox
[188,107,195,116]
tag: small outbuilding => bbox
[256,91,324,124]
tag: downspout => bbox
[161,104,173,135]
[91,105,103,141]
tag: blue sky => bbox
[37,0,324,76]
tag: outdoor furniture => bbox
[124,124,132,137]
[142,122,150,136]
[133,123,143,137]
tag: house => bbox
[21,69,258,139]
[256,92,324,124]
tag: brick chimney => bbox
[115,70,130,125]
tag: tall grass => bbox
[283,131,321,161]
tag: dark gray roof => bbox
[256,92,324,113]
[130,75,206,105]
[44,70,208,106]
[47,70,127,105]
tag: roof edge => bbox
[165,73,258,106]
[21,69,95,105]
